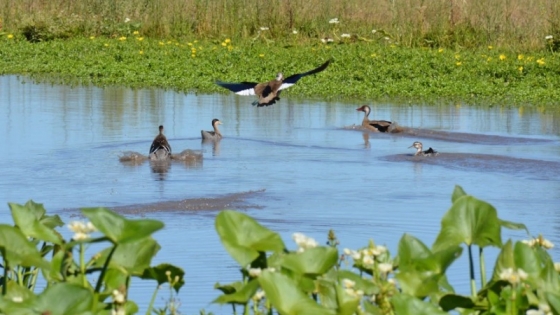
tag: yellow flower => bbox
[438,48,444,53]
[118,36,127,41]
[104,43,109,47]
[454,54,460,60]
[89,36,95,40]
[499,54,506,61]
[371,53,377,58]
[139,50,143,54]
[488,45,493,50]
[193,40,198,43]
[158,41,164,46]
[137,37,144,41]
[456,61,462,66]
[221,42,227,47]
[225,38,231,43]
[537,58,545,65]
[487,57,492,62]
[7,34,14,39]
[191,54,196,58]
[187,42,193,46]
[517,54,524,60]
[133,31,139,35]
[518,66,523,73]
[259,54,264,57]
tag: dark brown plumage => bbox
[149,125,172,159]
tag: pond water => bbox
[1,75,560,314]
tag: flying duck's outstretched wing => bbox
[215,81,259,96]
[279,59,331,91]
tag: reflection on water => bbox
[1,75,560,314]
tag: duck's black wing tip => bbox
[215,81,259,95]
[283,59,332,84]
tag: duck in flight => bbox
[356,105,402,133]
[408,141,438,156]
[215,59,331,107]
[149,125,172,160]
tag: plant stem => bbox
[80,243,87,288]
[94,244,118,293]
[145,285,160,315]
[1,255,7,296]
[479,247,486,288]
[468,244,476,297]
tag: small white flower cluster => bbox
[499,267,528,285]
[253,289,266,301]
[329,18,339,24]
[321,37,334,44]
[67,221,97,241]
[292,233,318,253]
[341,33,351,38]
[545,35,554,40]
[522,236,554,249]
[260,27,269,31]
[344,245,390,275]
[111,289,126,315]
[341,278,364,298]
[292,29,298,35]
[526,303,552,315]
[247,267,276,278]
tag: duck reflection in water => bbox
[362,132,370,149]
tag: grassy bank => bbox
[1,0,560,50]
[1,34,559,107]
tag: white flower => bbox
[371,245,387,256]
[124,17,130,23]
[372,29,377,34]
[327,38,334,42]
[384,36,390,41]
[292,232,318,252]
[341,33,351,38]
[362,255,374,267]
[387,278,397,286]
[499,268,527,284]
[111,310,126,315]
[292,29,298,34]
[254,290,266,301]
[248,268,262,277]
[11,296,23,303]
[545,35,554,40]
[260,27,269,31]
[112,289,125,304]
[329,18,339,24]
[68,220,96,241]
[378,263,393,274]
[72,232,89,241]
[526,310,545,315]
[554,262,560,272]
[342,279,356,289]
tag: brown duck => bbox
[201,118,223,140]
[356,105,401,133]
[215,60,331,107]
[149,125,172,160]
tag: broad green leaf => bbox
[546,292,560,314]
[0,224,49,269]
[103,268,128,294]
[391,293,448,315]
[141,263,185,293]
[9,202,62,245]
[82,207,163,244]
[212,279,260,304]
[34,283,94,314]
[499,219,528,234]
[93,237,160,275]
[397,234,432,267]
[396,271,441,298]
[315,277,338,309]
[214,281,242,294]
[491,240,515,281]
[280,247,338,276]
[451,185,467,203]
[439,294,475,311]
[491,240,543,285]
[335,283,361,315]
[258,271,336,315]
[433,195,502,251]
[215,210,285,267]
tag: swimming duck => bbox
[149,125,172,160]
[356,105,401,133]
[201,118,223,140]
[408,141,438,156]
[215,59,331,107]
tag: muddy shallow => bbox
[1,75,559,314]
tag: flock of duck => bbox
[121,59,438,166]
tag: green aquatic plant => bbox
[213,185,560,314]
[0,200,184,315]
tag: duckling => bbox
[149,125,172,160]
[408,141,438,156]
[356,105,401,133]
[215,59,331,107]
[201,118,223,140]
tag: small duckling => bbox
[408,141,438,156]
[149,125,172,160]
[201,118,223,140]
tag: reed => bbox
[1,0,560,50]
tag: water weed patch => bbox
[1,35,560,107]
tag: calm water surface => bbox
[1,75,560,314]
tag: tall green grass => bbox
[1,0,560,50]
